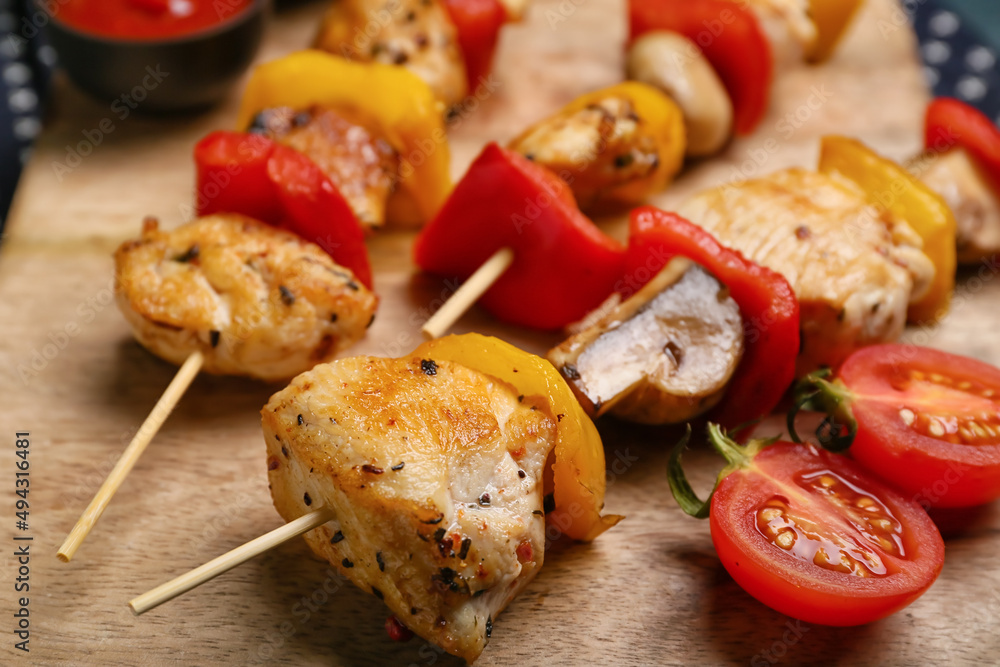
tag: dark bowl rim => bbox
[39,0,267,47]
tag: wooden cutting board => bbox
[3,0,999,664]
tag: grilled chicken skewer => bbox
[58,215,377,562]
[131,340,612,663]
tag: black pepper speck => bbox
[176,244,199,263]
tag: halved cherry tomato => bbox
[670,425,944,625]
[793,344,1000,509]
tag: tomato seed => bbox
[760,507,782,522]
[899,408,915,426]
[775,530,795,549]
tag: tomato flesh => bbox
[839,345,1000,508]
[711,442,944,625]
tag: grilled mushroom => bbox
[625,31,734,157]
[548,257,744,424]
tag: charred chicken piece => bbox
[914,147,1000,264]
[676,168,935,375]
[114,215,376,381]
[548,257,744,425]
[249,106,399,230]
[507,92,678,209]
[262,353,557,662]
[315,0,468,107]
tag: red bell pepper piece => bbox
[925,97,1000,194]
[624,206,799,430]
[628,0,773,136]
[194,131,372,290]
[442,0,506,93]
[414,143,626,330]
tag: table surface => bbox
[2,0,1000,665]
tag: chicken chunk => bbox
[508,93,680,209]
[549,258,744,424]
[115,215,377,381]
[249,106,399,231]
[262,354,556,662]
[676,168,935,375]
[914,147,1000,264]
[316,0,468,107]
[733,0,817,64]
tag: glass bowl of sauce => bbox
[43,0,267,112]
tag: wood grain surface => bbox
[3,0,1000,665]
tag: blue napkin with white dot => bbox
[0,1,54,222]
[910,2,1000,125]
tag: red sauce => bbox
[53,0,255,40]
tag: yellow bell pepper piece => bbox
[414,333,623,542]
[807,0,865,63]
[236,50,452,226]
[818,135,956,323]
[509,81,685,207]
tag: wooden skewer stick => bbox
[58,350,205,563]
[129,507,335,615]
[421,247,515,339]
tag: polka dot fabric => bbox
[0,0,52,226]
[911,1,1000,127]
